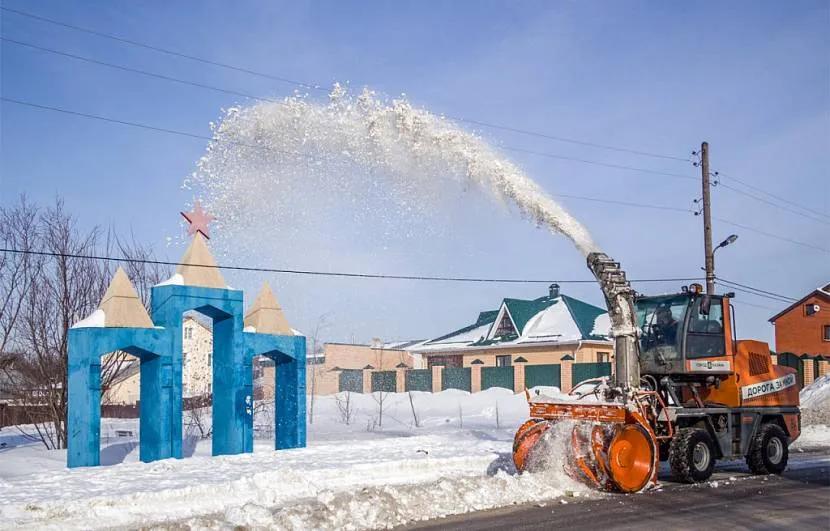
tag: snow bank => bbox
[799,374,830,426]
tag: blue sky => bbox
[2,0,828,345]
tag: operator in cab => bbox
[654,305,679,346]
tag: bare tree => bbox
[307,312,332,425]
[335,391,354,425]
[183,393,213,440]
[0,196,170,449]
[370,341,396,430]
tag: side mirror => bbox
[700,295,712,316]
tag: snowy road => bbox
[405,452,830,531]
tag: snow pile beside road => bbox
[799,374,830,426]
[791,375,830,452]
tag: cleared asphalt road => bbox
[404,453,830,531]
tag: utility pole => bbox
[700,141,715,295]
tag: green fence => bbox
[405,369,433,392]
[371,371,397,393]
[481,366,514,391]
[776,352,804,389]
[524,364,561,389]
[442,367,472,392]
[338,369,363,393]
[572,362,612,386]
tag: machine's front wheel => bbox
[746,423,789,475]
[669,428,716,483]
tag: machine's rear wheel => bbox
[669,428,716,483]
[747,423,788,475]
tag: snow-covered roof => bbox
[410,290,611,353]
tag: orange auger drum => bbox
[512,398,659,493]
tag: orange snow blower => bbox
[513,253,800,493]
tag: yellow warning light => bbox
[689,283,703,294]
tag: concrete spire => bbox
[176,233,226,289]
[244,283,293,335]
[99,267,154,328]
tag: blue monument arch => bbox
[67,204,306,468]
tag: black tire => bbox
[669,428,716,483]
[746,423,789,475]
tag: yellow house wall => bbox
[105,316,213,405]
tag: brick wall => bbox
[773,294,830,355]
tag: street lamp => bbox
[714,234,739,253]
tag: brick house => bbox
[768,282,830,385]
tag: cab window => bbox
[638,296,687,362]
[686,297,726,359]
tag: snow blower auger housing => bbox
[513,253,801,493]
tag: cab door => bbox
[683,296,732,373]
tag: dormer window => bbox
[495,314,516,337]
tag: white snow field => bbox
[1,382,828,530]
[0,389,587,530]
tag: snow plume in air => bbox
[187,84,600,258]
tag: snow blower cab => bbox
[637,285,734,379]
[513,255,800,493]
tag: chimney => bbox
[549,283,560,299]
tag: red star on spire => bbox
[181,201,216,239]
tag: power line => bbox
[502,146,696,180]
[722,282,830,313]
[720,284,792,305]
[718,172,830,221]
[439,116,690,162]
[0,96,695,184]
[554,194,693,213]
[714,217,829,254]
[3,97,826,256]
[717,181,830,226]
[0,37,702,182]
[0,247,703,285]
[0,97,332,162]
[729,299,781,312]
[716,278,796,302]
[0,5,692,164]
[0,37,272,104]
[0,6,323,92]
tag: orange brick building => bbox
[768,283,830,385]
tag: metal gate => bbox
[481,366,514,391]
[442,367,471,392]
[572,362,612,386]
[371,371,397,393]
[338,369,363,393]
[405,370,432,392]
[524,364,561,390]
[776,352,804,389]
